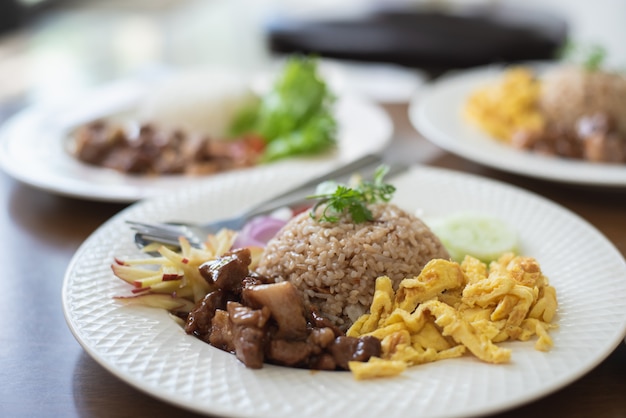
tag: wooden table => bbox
[1,101,625,418]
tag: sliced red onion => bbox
[233,215,288,248]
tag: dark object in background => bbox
[0,0,24,33]
[266,5,568,74]
[0,0,59,34]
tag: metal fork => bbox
[127,154,408,251]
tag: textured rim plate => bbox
[0,76,392,203]
[410,63,626,187]
[62,165,626,418]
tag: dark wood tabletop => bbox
[1,101,625,418]
[1,1,626,415]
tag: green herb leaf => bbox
[584,45,607,71]
[307,165,396,224]
[559,40,607,72]
[229,55,337,161]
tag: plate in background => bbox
[410,63,626,188]
[0,71,392,203]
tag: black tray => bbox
[265,5,568,73]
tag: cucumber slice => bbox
[428,213,518,263]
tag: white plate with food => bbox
[0,60,392,203]
[410,62,626,187]
[62,164,626,418]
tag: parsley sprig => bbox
[559,41,607,72]
[307,165,396,223]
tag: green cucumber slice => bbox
[428,213,518,263]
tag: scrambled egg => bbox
[464,67,544,141]
[347,253,558,379]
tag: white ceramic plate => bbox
[0,76,392,203]
[314,59,427,104]
[410,63,626,187]
[63,165,626,418]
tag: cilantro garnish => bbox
[559,41,607,72]
[307,165,396,224]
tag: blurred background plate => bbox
[306,58,427,104]
[0,71,392,203]
[409,63,626,188]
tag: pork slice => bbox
[184,289,229,339]
[208,309,235,352]
[198,248,251,292]
[309,353,337,371]
[242,281,308,340]
[228,301,270,369]
[267,339,312,367]
[329,335,382,370]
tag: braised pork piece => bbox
[72,120,264,175]
[184,248,381,370]
[511,112,626,163]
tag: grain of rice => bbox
[539,65,626,136]
[256,203,449,329]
